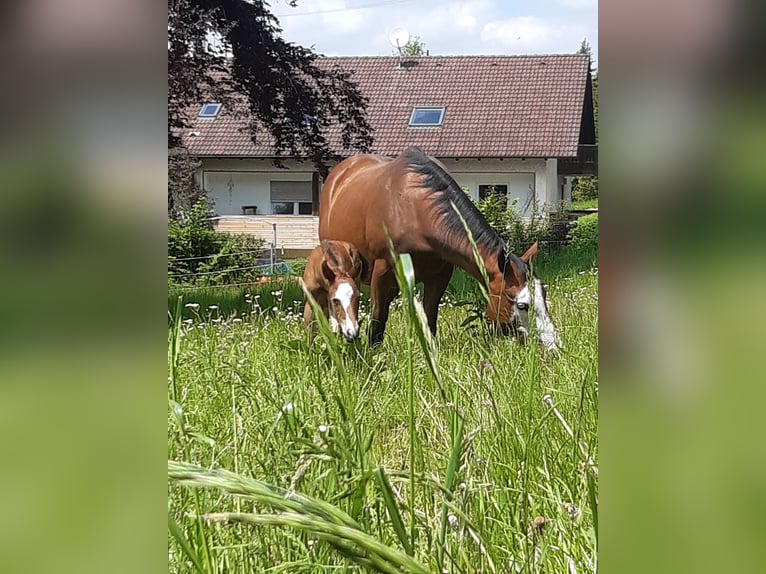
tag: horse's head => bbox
[487,242,538,341]
[321,240,364,342]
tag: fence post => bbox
[270,223,277,273]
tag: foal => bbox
[302,240,364,343]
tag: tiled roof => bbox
[183,54,591,159]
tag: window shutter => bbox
[270,181,312,202]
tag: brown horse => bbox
[319,147,538,345]
[302,239,365,343]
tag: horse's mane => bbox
[403,147,525,277]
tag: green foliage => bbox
[571,176,599,202]
[571,198,598,211]
[168,199,266,286]
[470,187,571,254]
[167,247,598,572]
[569,212,599,255]
[399,36,427,57]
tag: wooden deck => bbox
[211,215,319,256]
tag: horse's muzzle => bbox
[341,327,360,343]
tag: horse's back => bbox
[319,154,396,257]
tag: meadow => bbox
[168,246,598,573]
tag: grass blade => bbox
[373,467,413,556]
[201,511,429,574]
[437,410,464,571]
[168,512,205,573]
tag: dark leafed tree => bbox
[167,0,373,177]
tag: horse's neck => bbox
[442,242,501,286]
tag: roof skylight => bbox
[409,107,445,126]
[198,103,222,118]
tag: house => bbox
[183,54,597,257]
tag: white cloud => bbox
[480,16,589,54]
[317,0,366,35]
[276,1,596,60]
[555,0,598,10]
[482,16,552,45]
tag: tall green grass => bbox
[168,246,597,573]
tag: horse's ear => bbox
[321,260,336,284]
[520,241,538,263]
[321,240,343,274]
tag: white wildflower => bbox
[184,303,199,309]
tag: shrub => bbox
[470,187,571,254]
[569,212,598,253]
[168,199,266,286]
[571,176,598,202]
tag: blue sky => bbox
[272,0,597,65]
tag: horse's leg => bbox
[303,290,327,343]
[303,300,314,342]
[422,263,454,335]
[369,259,399,346]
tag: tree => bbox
[167,0,373,175]
[572,38,598,203]
[398,36,427,57]
[168,148,203,219]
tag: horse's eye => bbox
[517,302,529,311]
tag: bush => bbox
[569,212,598,253]
[471,187,571,254]
[168,199,266,286]
[571,176,598,202]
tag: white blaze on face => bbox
[332,281,359,340]
[513,284,531,336]
[533,278,561,353]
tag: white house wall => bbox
[199,159,315,216]
[198,157,562,217]
[440,158,556,214]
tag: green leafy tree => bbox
[399,36,427,57]
[167,0,373,174]
[573,38,598,202]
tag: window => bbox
[198,103,222,118]
[409,107,445,126]
[270,181,312,215]
[271,202,295,215]
[479,184,508,200]
[241,205,258,215]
